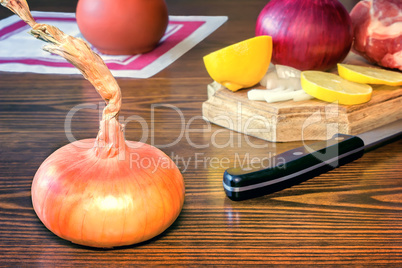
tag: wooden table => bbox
[1,0,401,266]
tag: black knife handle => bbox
[223,134,365,201]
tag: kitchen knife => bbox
[223,119,402,201]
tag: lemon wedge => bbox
[301,71,372,105]
[338,63,402,86]
[203,36,272,91]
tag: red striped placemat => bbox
[0,11,227,78]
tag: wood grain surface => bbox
[1,0,401,266]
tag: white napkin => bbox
[0,11,227,78]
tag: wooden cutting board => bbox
[202,65,402,142]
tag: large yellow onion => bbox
[2,0,185,248]
[32,119,184,248]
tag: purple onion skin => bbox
[256,0,353,71]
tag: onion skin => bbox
[32,131,185,248]
[256,0,353,71]
[2,0,185,248]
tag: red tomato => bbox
[76,0,168,55]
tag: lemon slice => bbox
[338,63,402,86]
[301,71,372,105]
[203,36,272,91]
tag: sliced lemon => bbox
[338,63,402,86]
[203,36,272,91]
[301,71,372,105]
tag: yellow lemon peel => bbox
[203,36,272,91]
[301,71,372,105]
[338,63,402,86]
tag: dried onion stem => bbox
[1,0,185,248]
[2,0,124,158]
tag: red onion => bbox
[256,0,353,71]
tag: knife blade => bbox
[223,119,402,201]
